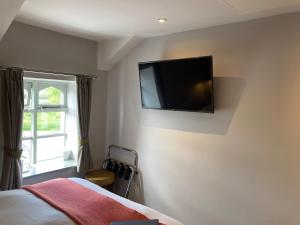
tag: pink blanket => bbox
[23,178,155,225]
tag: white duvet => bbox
[0,178,183,225]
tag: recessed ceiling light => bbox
[158,18,168,24]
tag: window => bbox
[22,78,78,175]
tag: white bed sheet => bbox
[0,177,184,225]
[0,188,75,225]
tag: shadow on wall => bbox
[140,77,246,135]
[128,169,145,204]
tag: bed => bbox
[0,178,183,225]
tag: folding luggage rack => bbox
[102,145,138,199]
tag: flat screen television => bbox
[138,56,214,113]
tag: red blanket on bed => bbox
[23,178,160,225]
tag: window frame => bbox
[24,82,32,107]
[23,78,68,164]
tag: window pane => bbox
[36,136,65,162]
[22,140,33,172]
[22,112,32,138]
[37,112,65,135]
[39,86,65,106]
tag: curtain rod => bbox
[0,65,97,79]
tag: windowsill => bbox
[22,159,77,178]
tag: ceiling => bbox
[15,0,300,41]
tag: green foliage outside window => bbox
[23,86,64,132]
[23,112,62,131]
[39,87,63,105]
[37,112,62,131]
[23,112,32,131]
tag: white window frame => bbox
[24,82,32,107]
[23,78,68,164]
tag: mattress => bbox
[0,177,183,225]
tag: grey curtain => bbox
[77,76,93,176]
[0,68,24,190]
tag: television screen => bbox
[138,56,214,113]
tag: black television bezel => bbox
[138,55,214,113]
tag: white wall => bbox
[97,36,143,71]
[0,22,97,73]
[0,22,107,183]
[106,13,300,225]
[0,0,25,41]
